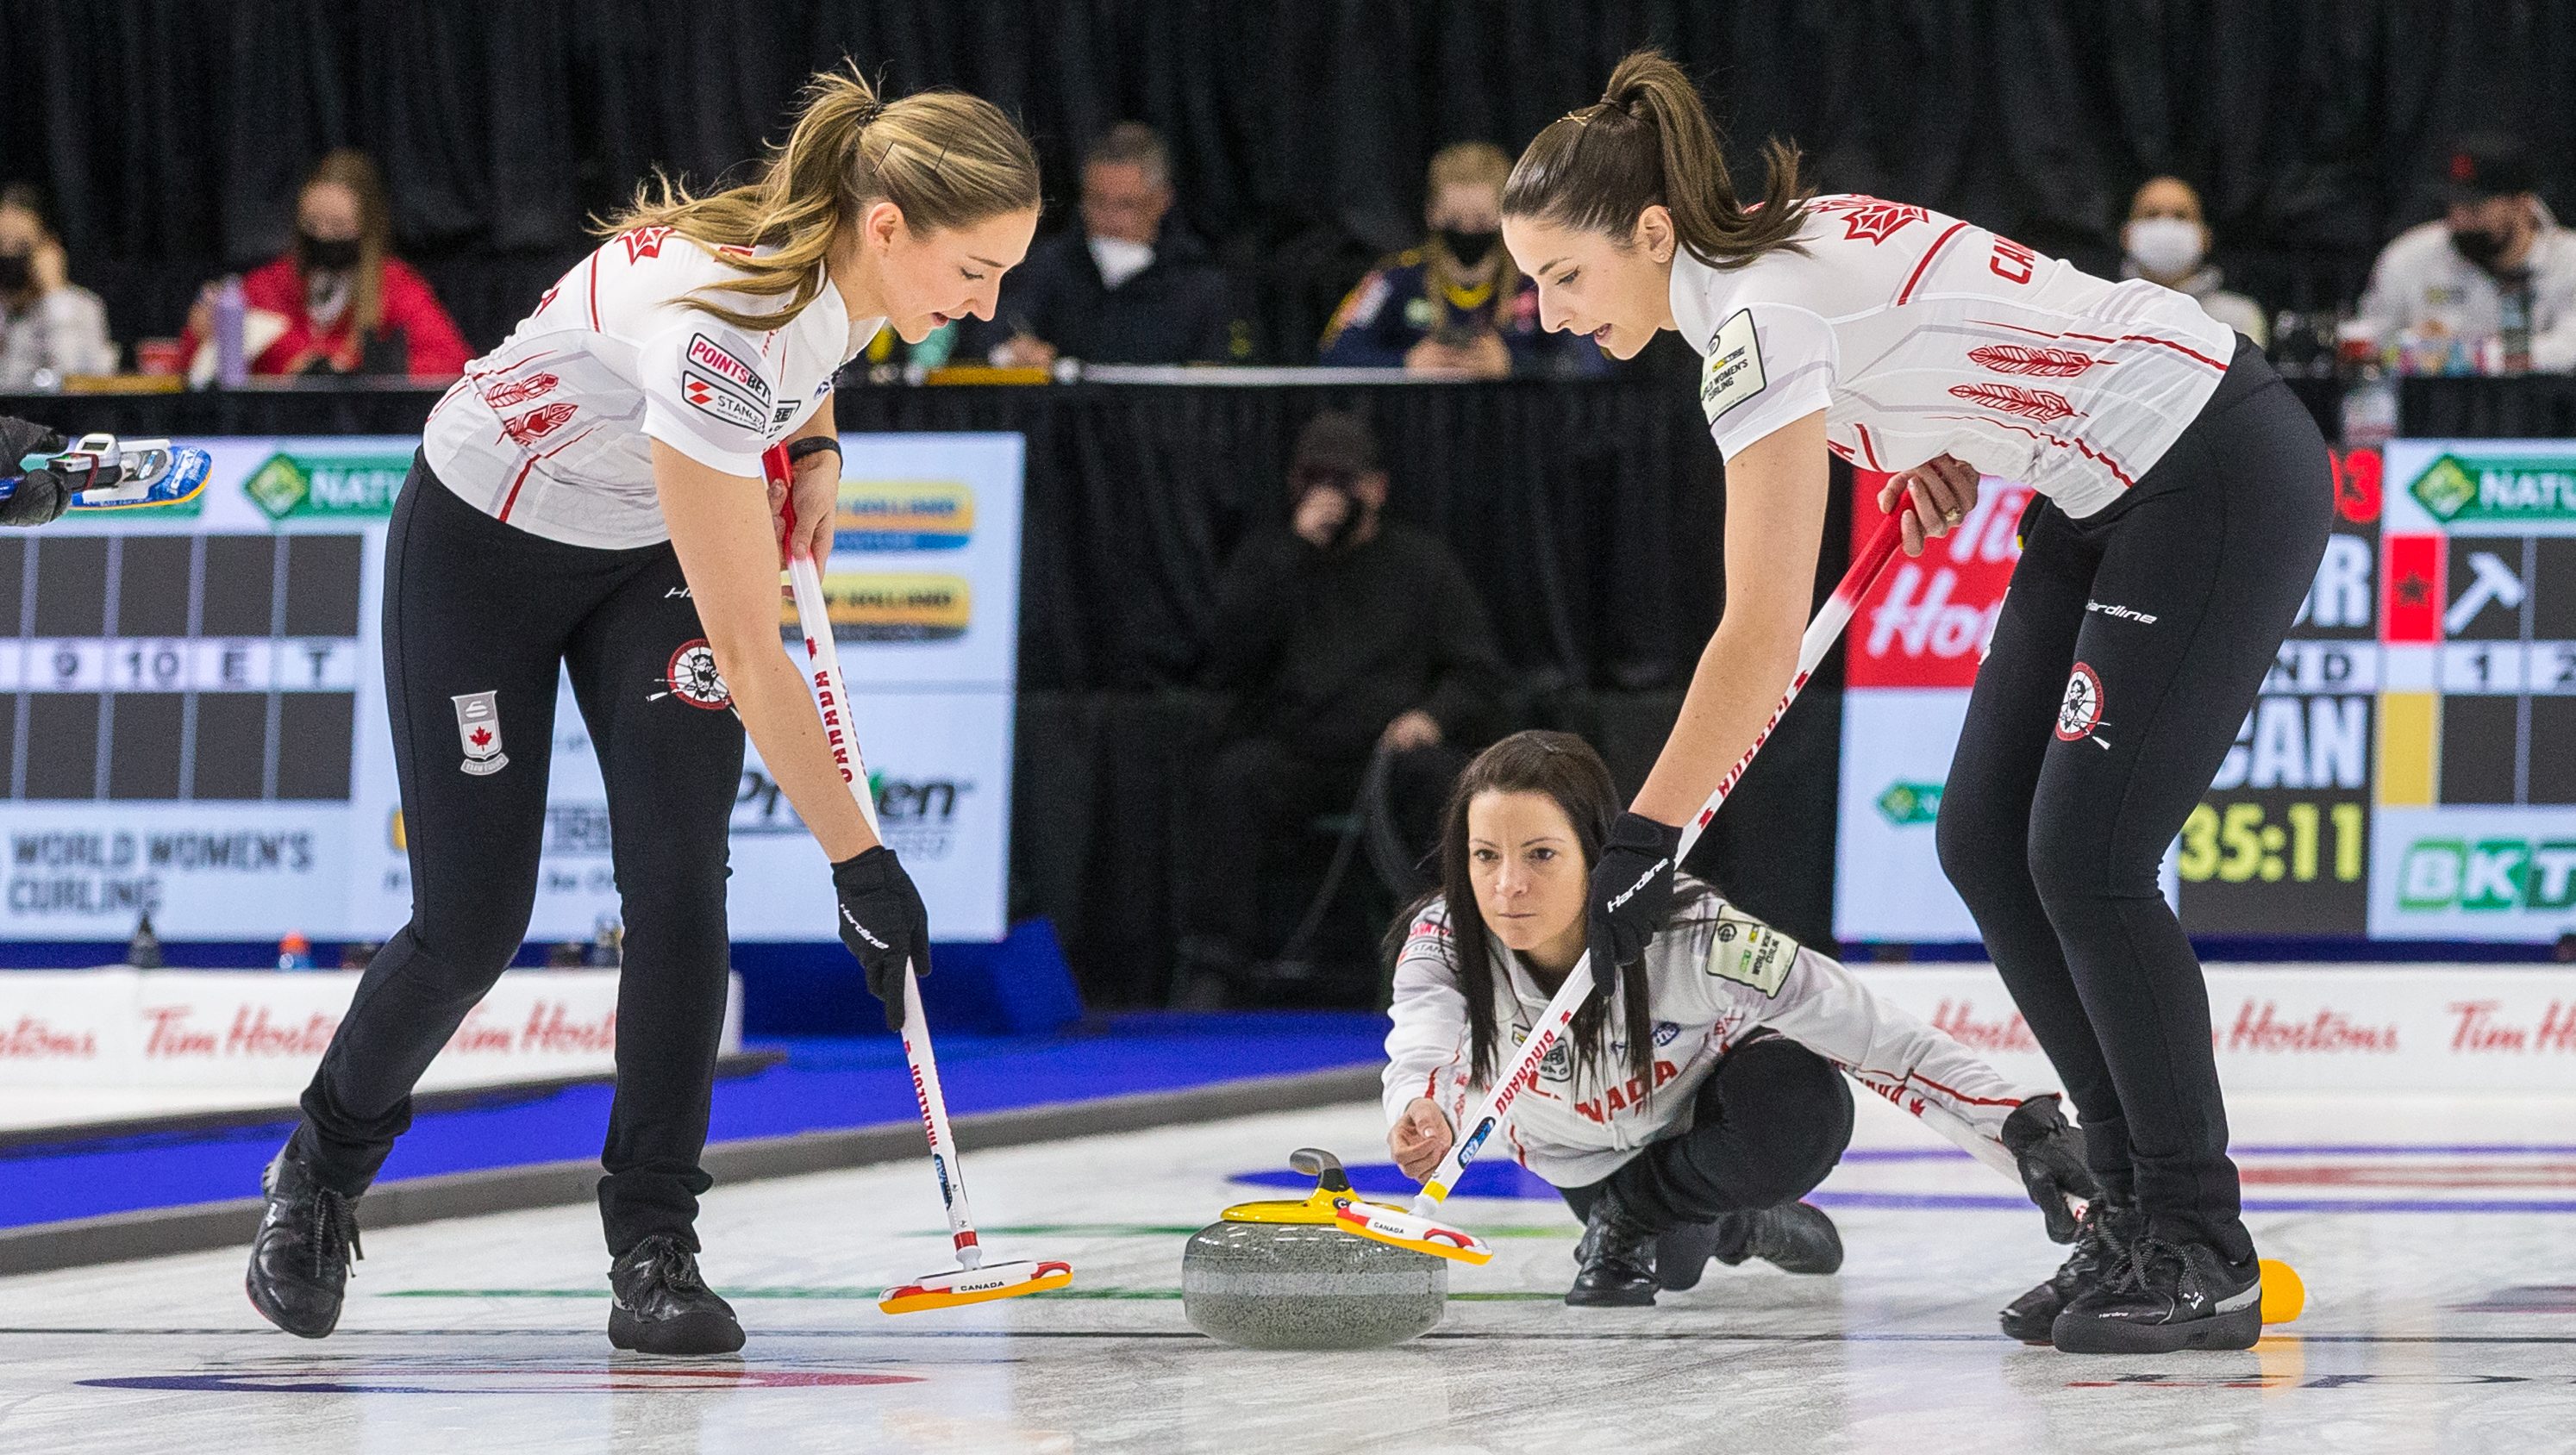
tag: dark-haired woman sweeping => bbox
[243,69,1041,1356]
[1497,53,2330,1352]
[1384,732,2091,1306]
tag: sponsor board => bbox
[242,448,411,520]
[1853,964,2576,1094]
[1835,689,1979,942]
[2371,806,2576,938]
[0,967,740,1092]
[835,480,974,551]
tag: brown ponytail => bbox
[599,65,1039,332]
[1503,49,1809,271]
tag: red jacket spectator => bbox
[181,148,470,378]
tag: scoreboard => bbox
[0,533,364,804]
[2373,440,2576,939]
[1836,440,2576,946]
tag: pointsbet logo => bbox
[2396,838,2576,912]
[2408,453,2576,523]
[244,452,411,520]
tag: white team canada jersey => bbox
[422,227,885,549]
[1676,195,2235,519]
[1382,884,2039,1188]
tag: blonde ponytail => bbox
[600,65,1039,331]
[1503,49,1810,271]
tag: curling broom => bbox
[767,442,1072,1314]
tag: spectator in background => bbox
[1179,410,1505,1001]
[2120,176,2267,347]
[181,149,471,379]
[0,184,116,387]
[2354,135,2576,372]
[968,123,1249,366]
[1321,142,1604,376]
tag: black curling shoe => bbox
[246,1147,363,1339]
[1711,1202,1844,1276]
[1999,1191,2139,1344]
[609,1235,746,1355]
[2050,1235,2262,1354]
[1566,1191,1660,1307]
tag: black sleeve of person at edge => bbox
[1587,811,1685,969]
[0,415,73,527]
[2002,1093,2101,1243]
[832,846,934,1030]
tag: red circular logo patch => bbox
[2054,661,2104,741]
[662,639,732,710]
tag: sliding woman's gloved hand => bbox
[0,415,72,527]
[1586,811,1684,969]
[832,846,933,1031]
[2001,1093,2100,1244]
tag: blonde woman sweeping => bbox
[244,68,1041,1356]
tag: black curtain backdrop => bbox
[5,1,2574,355]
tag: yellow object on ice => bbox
[2259,1258,2306,1325]
[877,1258,1072,1314]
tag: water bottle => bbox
[276,931,314,972]
[2499,282,2534,374]
[213,275,247,388]
[2341,360,2398,449]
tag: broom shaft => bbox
[1410,509,1906,1214]
[771,444,985,1267]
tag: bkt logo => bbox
[2397,839,2576,912]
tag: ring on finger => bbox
[1941,506,1965,526]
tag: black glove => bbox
[0,415,72,528]
[1586,811,1683,970]
[2000,1093,2100,1244]
[831,846,932,1031]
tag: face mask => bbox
[2123,216,2204,278]
[2449,225,2510,272]
[0,253,29,292]
[1438,227,1499,267]
[297,232,361,272]
[1088,235,1154,289]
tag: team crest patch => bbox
[2055,661,2107,744]
[652,639,733,711]
[1704,908,1797,996]
[1700,309,1766,424]
[452,690,507,775]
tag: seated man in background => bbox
[0,184,117,387]
[1179,410,1505,1001]
[2120,175,2267,347]
[2354,134,2576,372]
[1320,142,1604,377]
[971,123,1249,366]
[181,149,471,378]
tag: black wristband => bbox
[786,435,842,467]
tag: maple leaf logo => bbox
[621,226,673,264]
[1947,382,2084,424]
[1967,344,2099,378]
[470,727,493,748]
[1811,196,1929,245]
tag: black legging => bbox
[292,456,745,1256]
[1561,1033,1855,1229]
[1935,335,2331,1262]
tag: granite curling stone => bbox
[1181,1147,1447,1351]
